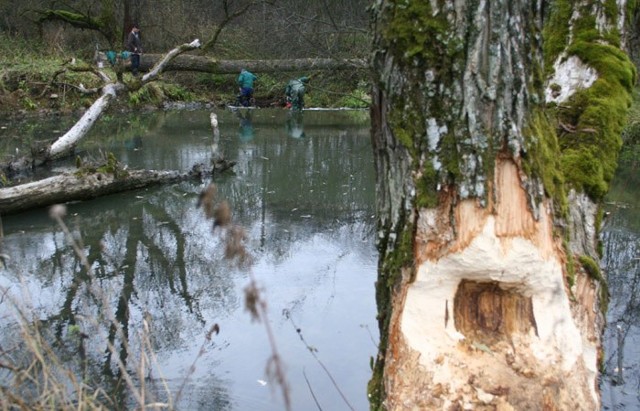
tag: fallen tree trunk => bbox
[2,40,202,176]
[0,169,188,215]
[0,112,234,216]
[136,55,367,74]
[48,83,123,162]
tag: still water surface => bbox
[0,108,638,410]
[601,164,640,411]
[0,108,378,410]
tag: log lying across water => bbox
[0,168,189,215]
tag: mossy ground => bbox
[0,33,370,118]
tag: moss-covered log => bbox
[32,8,119,47]
[369,1,635,409]
[135,55,367,74]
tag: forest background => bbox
[0,0,371,115]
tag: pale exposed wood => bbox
[370,0,616,408]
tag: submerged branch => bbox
[0,167,204,215]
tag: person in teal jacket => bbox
[236,69,257,107]
[285,77,309,112]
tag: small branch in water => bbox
[173,323,221,405]
[303,367,324,411]
[283,309,356,411]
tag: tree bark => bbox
[369,1,635,410]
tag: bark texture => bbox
[369,1,634,409]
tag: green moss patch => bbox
[543,3,636,201]
[578,254,609,313]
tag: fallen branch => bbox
[0,168,192,215]
[1,39,202,175]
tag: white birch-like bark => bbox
[45,39,201,163]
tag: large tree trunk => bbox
[369,1,635,410]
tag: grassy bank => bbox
[0,34,370,118]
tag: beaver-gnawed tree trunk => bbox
[368,1,636,409]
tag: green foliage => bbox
[75,151,128,179]
[335,87,371,109]
[21,96,37,110]
[161,83,195,101]
[128,83,165,107]
[197,73,229,88]
[382,1,452,65]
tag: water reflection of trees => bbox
[1,190,238,409]
[0,110,376,409]
[601,205,640,409]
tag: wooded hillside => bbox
[0,0,371,115]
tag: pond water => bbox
[0,108,638,410]
[600,163,640,411]
[0,108,379,410]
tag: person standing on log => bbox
[236,68,257,107]
[126,24,143,76]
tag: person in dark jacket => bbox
[236,69,258,107]
[285,77,309,112]
[126,24,143,76]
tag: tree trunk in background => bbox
[123,0,132,45]
[369,1,636,409]
[135,55,367,74]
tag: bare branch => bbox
[142,39,201,82]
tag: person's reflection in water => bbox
[285,111,305,139]
[236,110,254,143]
[124,134,142,150]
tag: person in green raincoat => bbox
[236,69,258,107]
[285,76,309,112]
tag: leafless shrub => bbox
[199,182,291,411]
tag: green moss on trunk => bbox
[368,221,415,410]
